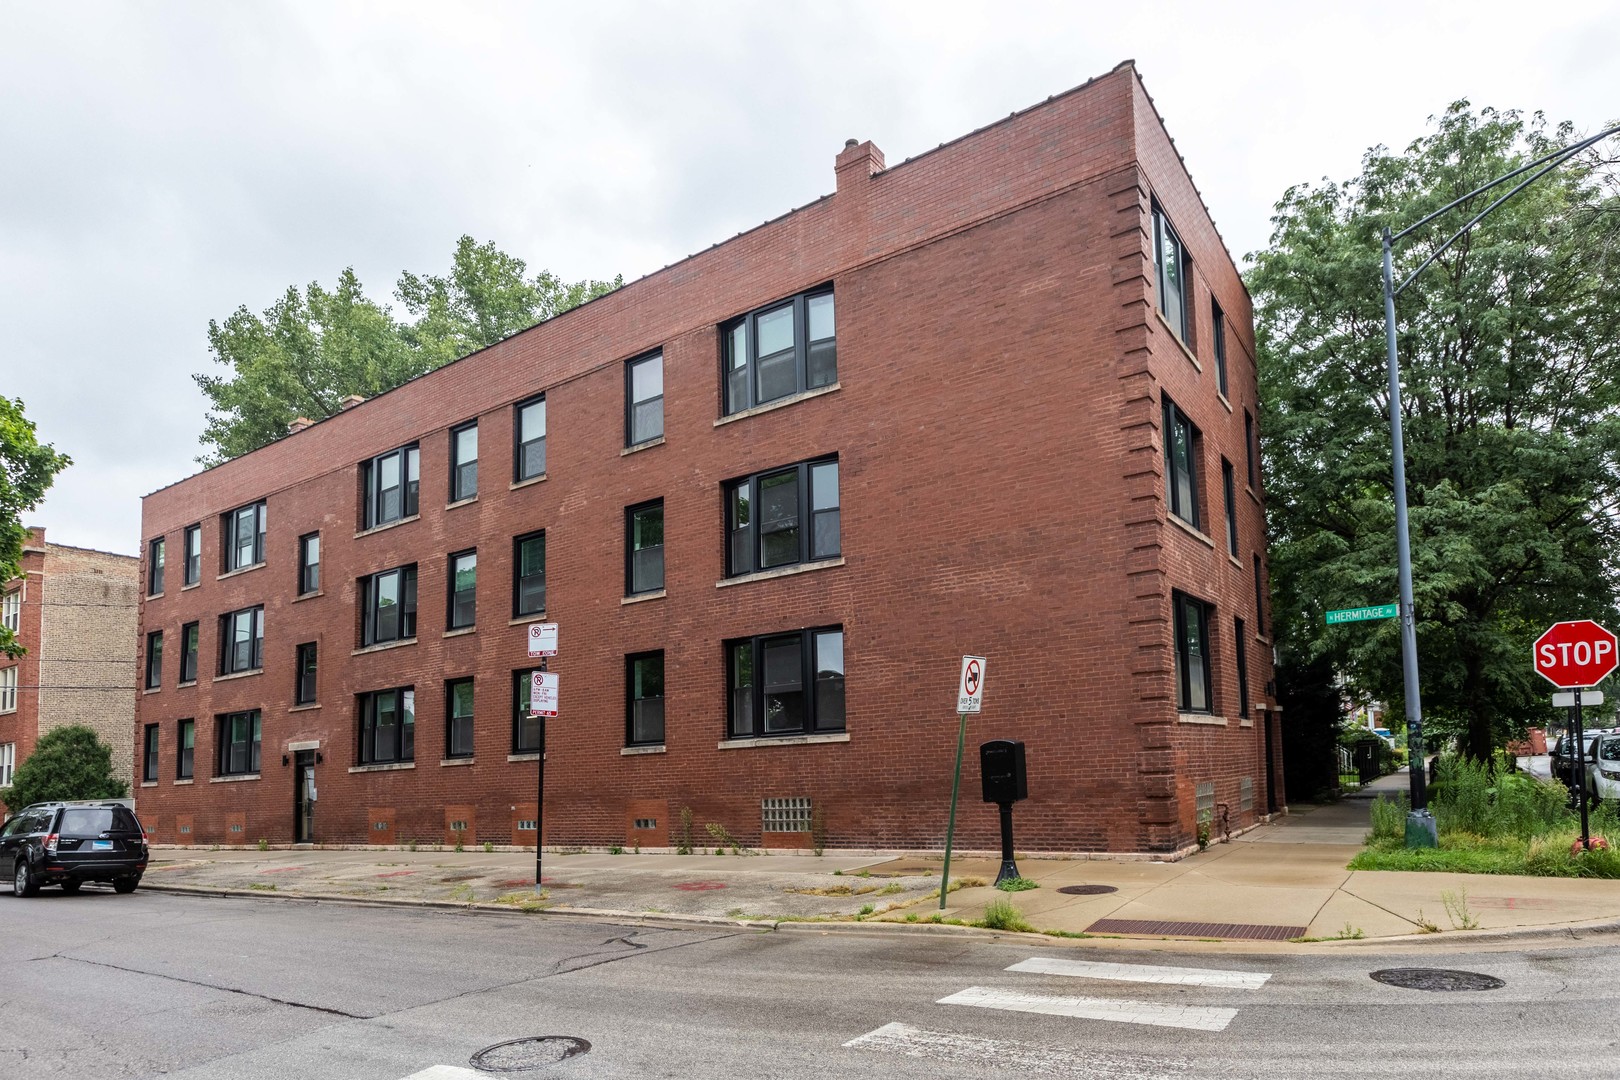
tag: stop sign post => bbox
[1533,620,1616,852]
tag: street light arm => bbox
[1391,122,1620,244]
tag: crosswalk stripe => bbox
[1007,956,1271,989]
[399,1068,485,1079]
[844,1021,1191,1077]
[938,986,1239,1032]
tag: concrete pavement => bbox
[130,774,1620,946]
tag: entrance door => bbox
[294,750,316,843]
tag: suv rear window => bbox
[58,808,141,836]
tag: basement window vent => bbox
[1195,781,1216,824]
[229,824,244,833]
[449,820,469,832]
[762,797,812,833]
[1240,777,1254,812]
[633,818,657,830]
[373,821,389,831]
[517,819,537,832]
[178,825,191,834]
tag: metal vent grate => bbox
[762,797,812,833]
[373,821,389,831]
[1195,781,1215,823]
[178,825,191,834]
[229,824,244,833]
[633,818,657,830]
[516,819,537,831]
[1240,777,1254,812]
[449,820,469,832]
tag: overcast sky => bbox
[3,0,1616,554]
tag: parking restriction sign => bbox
[956,656,986,714]
[529,671,559,717]
[527,622,558,658]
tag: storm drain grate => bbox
[1086,918,1305,941]
[471,1036,591,1071]
[1370,968,1505,992]
[1057,884,1119,896]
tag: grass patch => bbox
[246,882,276,891]
[979,896,1034,933]
[1351,830,1620,878]
[995,876,1039,892]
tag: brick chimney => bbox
[835,138,885,195]
[338,395,365,411]
[288,417,313,434]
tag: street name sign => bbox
[529,671,559,717]
[1325,604,1398,625]
[527,622,558,658]
[1534,620,1619,689]
[957,656,986,714]
[1554,691,1605,709]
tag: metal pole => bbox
[1382,229,1437,847]
[994,802,1020,886]
[1575,687,1590,849]
[535,656,546,890]
[939,712,967,910]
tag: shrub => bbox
[1431,756,1493,835]
[980,897,1034,933]
[0,725,127,812]
[1369,793,1410,842]
[1493,773,1569,839]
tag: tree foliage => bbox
[0,725,127,813]
[1251,102,1620,763]
[194,237,621,464]
[1,396,71,658]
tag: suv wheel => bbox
[14,859,40,898]
[113,877,139,895]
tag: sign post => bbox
[528,623,559,890]
[1533,620,1619,851]
[940,656,985,910]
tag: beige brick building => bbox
[1,527,139,805]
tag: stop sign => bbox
[1533,620,1619,689]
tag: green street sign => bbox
[1326,603,1399,625]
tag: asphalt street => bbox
[1,887,1612,1079]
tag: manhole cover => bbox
[1370,968,1505,992]
[471,1036,592,1071]
[1057,884,1118,895]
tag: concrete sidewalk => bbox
[136,776,1620,946]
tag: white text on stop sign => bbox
[1539,638,1615,669]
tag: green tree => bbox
[1251,103,1620,764]
[193,237,620,465]
[0,725,127,813]
[1,397,71,658]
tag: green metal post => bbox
[939,712,967,910]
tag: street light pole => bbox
[1378,122,1620,847]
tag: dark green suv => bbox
[0,801,148,896]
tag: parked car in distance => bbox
[0,801,148,897]
[1552,731,1606,792]
[1588,734,1620,804]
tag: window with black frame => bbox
[1222,459,1238,556]
[513,533,545,616]
[1162,397,1200,529]
[362,444,420,529]
[513,669,542,753]
[142,724,159,782]
[183,524,201,585]
[358,687,414,764]
[446,678,474,759]
[626,501,664,595]
[1153,203,1190,341]
[179,622,198,684]
[360,565,417,646]
[626,351,663,446]
[217,709,261,776]
[626,652,664,745]
[298,532,320,595]
[218,606,263,675]
[448,550,476,629]
[222,501,266,572]
[726,457,839,577]
[727,627,844,739]
[1235,617,1249,719]
[1253,554,1267,637]
[451,421,478,501]
[514,396,546,481]
[177,718,194,780]
[1212,298,1228,397]
[295,642,317,705]
[1173,592,1213,714]
[148,537,164,595]
[144,630,163,689]
[722,288,835,415]
[1244,409,1258,488]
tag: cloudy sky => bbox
[3,0,1616,554]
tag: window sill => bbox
[210,773,261,783]
[1246,485,1263,506]
[714,382,841,427]
[217,562,265,582]
[621,590,665,606]
[293,590,323,603]
[213,669,263,683]
[182,582,200,592]
[1240,717,1255,728]
[1256,634,1272,647]
[174,778,194,786]
[1154,310,1201,372]
[622,745,666,756]
[510,473,548,491]
[443,626,477,638]
[717,732,850,750]
[1216,390,1233,414]
[622,436,665,457]
[446,495,478,510]
[1178,713,1228,727]
[348,762,415,774]
[146,592,163,601]
[141,781,158,788]
[1167,515,1215,549]
[288,703,321,713]
[441,757,475,767]
[143,686,161,695]
[354,514,419,540]
[178,680,197,689]
[509,614,546,626]
[1228,554,1242,569]
[717,557,844,590]
[508,752,545,762]
[352,638,417,657]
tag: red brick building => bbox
[134,62,1281,855]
